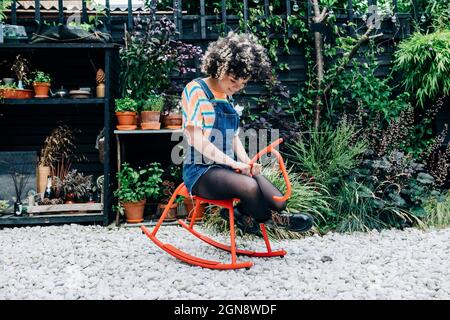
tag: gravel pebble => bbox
[0,224,449,300]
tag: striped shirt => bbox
[181,79,231,138]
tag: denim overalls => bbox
[182,78,240,194]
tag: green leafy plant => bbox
[286,121,367,188]
[32,70,51,84]
[54,169,93,201]
[423,191,450,229]
[142,94,164,112]
[11,54,31,87]
[0,0,12,22]
[394,29,450,107]
[114,162,164,204]
[120,15,202,100]
[115,97,138,112]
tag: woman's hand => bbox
[231,161,251,176]
[251,162,262,176]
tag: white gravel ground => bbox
[0,224,449,300]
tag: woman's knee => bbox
[271,199,287,212]
[237,178,261,198]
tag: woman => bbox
[181,32,312,235]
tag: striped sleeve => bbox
[181,81,215,131]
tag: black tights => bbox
[192,167,287,223]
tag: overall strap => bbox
[194,78,215,101]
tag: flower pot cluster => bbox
[1,54,102,101]
[114,162,164,223]
[36,125,97,205]
[114,162,205,224]
[0,55,54,99]
[114,94,182,131]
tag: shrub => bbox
[394,29,450,107]
[286,121,367,188]
[115,97,138,112]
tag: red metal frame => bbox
[141,138,291,270]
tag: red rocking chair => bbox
[141,138,292,270]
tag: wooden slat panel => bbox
[58,0,63,24]
[28,203,103,214]
[243,0,248,32]
[34,0,40,23]
[199,0,206,39]
[11,0,17,25]
[221,0,227,33]
[127,0,133,30]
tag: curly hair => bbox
[201,32,271,80]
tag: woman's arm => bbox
[233,133,262,176]
[233,133,251,163]
[185,126,251,174]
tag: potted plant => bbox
[32,70,52,98]
[115,97,138,130]
[37,125,79,194]
[54,169,93,204]
[141,93,164,130]
[157,179,185,221]
[161,97,182,129]
[114,162,163,223]
[11,54,30,90]
[0,82,17,99]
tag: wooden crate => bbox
[27,203,103,215]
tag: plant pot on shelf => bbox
[0,88,33,99]
[184,198,207,222]
[157,202,178,221]
[122,199,146,223]
[33,82,51,98]
[141,111,161,130]
[115,111,137,129]
[64,192,76,204]
[161,113,182,129]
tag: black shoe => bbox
[219,206,261,236]
[265,210,314,233]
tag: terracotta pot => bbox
[141,122,161,130]
[64,192,76,204]
[141,111,161,123]
[184,198,207,222]
[162,114,182,129]
[33,82,51,98]
[158,203,178,221]
[0,88,33,99]
[115,111,137,126]
[37,165,51,194]
[122,199,146,223]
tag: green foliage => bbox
[0,0,12,22]
[32,71,51,84]
[115,97,138,112]
[114,162,164,203]
[261,161,331,224]
[423,191,450,229]
[286,121,367,188]
[394,29,450,107]
[120,15,201,100]
[54,169,93,200]
[142,94,164,112]
[237,2,306,68]
[328,46,411,122]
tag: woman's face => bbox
[218,74,249,96]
